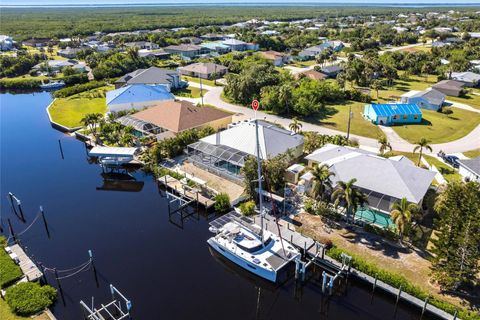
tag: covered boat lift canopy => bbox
[89,147,138,158]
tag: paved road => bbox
[186,79,480,154]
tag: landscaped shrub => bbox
[239,200,256,216]
[326,246,477,320]
[62,73,89,86]
[0,236,23,288]
[5,282,57,316]
[363,224,399,242]
[214,193,231,214]
[53,80,106,98]
[0,78,42,90]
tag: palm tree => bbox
[332,178,369,224]
[413,138,432,166]
[311,164,335,201]
[371,80,382,101]
[390,197,418,243]
[289,117,302,133]
[278,84,292,115]
[126,46,139,61]
[378,136,392,155]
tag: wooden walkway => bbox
[8,244,43,282]
[158,175,215,209]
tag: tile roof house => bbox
[450,72,480,87]
[178,62,228,79]
[296,70,328,81]
[400,88,445,111]
[124,100,232,136]
[458,157,480,182]
[363,103,422,126]
[114,67,181,90]
[259,51,290,66]
[432,80,465,97]
[106,84,175,113]
[305,144,435,222]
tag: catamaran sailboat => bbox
[207,119,300,282]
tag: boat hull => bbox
[207,238,277,282]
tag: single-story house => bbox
[32,59,78,72]
[298,45,326,60]
[57,47,83,59]
[222,39,258,51]
[22,38,53,47]
[305,144,436,227]
[363,103,422,126]
[0,35,14,51]
[200,33,225,41]
[200,42,231,54]
[106,84,175,113]
[458,157,480,182]
[164,44,208,59]
[178,62,228,79]
[400,88,445,111]
[432,80,465,97]
[118,100,232,138]
[321,65,344,78]
[124,41,159,50]
[115,67,182,90]
[138,49,171,59]
[296,70,328,81]
[259,51,290,66]
[450,72,480,87]
[186,120,304,183]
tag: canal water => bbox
[1,92,437,320]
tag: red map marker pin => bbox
[251,99,260,111]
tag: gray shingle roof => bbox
[115,67,178,86]
[458,157,480,175]
[409,88,445,106]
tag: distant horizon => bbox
[2,0,480,7]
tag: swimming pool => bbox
[355,207,394,228]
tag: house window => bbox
[393,115,398,120]
[414,114,418,120]
[403,114,408,120]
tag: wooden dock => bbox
[158,175,215,209]
[8,244,43,282]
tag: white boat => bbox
[40,81,65,89]
[207,119,300,282]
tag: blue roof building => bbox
[363,103,422,126]
[106,84,175,113]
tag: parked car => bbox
[437,151,460,168]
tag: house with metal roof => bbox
[222,39,259,51]
[305,144,436,227]
[106,84,175,113]
[363,103,422,126]
[400,88,445,111]
[178,62,228,79]
[200,41,231,54]
[458,157,480,182]
[115,67,182,90]
[164,44,208,59]
[186,120,304,183]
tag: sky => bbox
[2,0,480,6]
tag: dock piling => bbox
[89,250,99,287]
[7,218,17,243]
[40,206,50,238]
[58,139,64,160]
[8,192,17,215]
[420,295,430,319]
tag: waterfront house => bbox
[400,88,445,111]
[163,44,207,59]
[199,42,231,55]
[450,72,480,87]
[457,157,480,182]
[186,120,304,183]
[0,35,14,51]
[106,84,175,113]
[259,51,290,67]
[178,62,228,80]
[32,59,78,73]
[363,103,422,126]
[114,67,182,90]
[117,100,232,139]
[305,144,435,227]
[431,80,465,97]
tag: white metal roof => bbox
[89,146,138,157]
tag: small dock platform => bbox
[7,244,43,282]
[158,175,215,209]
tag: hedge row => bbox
[327,247,478,320]
[53,80,106,98]
[0,78,42,90]
[5,282,57,316]
[0,236,23,288]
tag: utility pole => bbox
[346,105,353,140]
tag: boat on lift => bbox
[40,80,65,90]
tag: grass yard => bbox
[384,151,421,165]
[423,155,462,182]
[48,86,111,128]
[182,76,219,87]
[0,299,50,320]
[174,86,208,98]
[400,45,431,53]
[391,107,480,144]
[0,237,22,289]
[374,74,437,103]
[463,149,480,158]
[289,60,317,68]
[306,100,385,139]
[447,88,480,110]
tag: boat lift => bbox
[80,284,132,320]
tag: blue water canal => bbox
[0,92,439,319]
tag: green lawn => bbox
[391,107,480,144]
[0,299,50,320]
[182,76,219,87]
[447,89,480,110]
[423,155,462,183]
[174,86,208,98]
[48,86,111,128]
[306,101,385,139]
[0,237,22,289]
[463,149,480,158]
[384,151,421,165]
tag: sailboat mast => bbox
[255,119,264,241]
